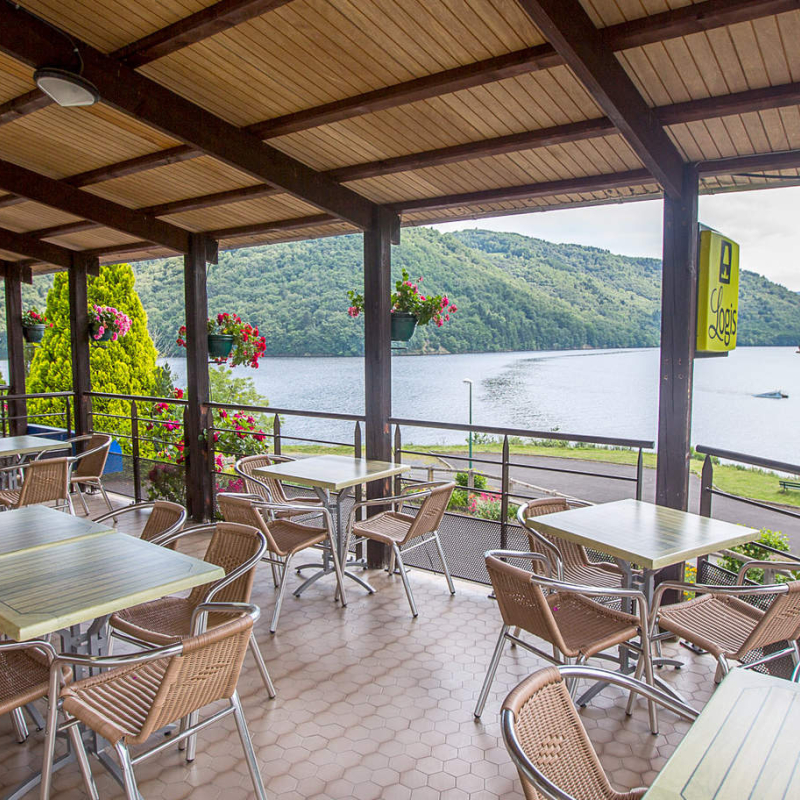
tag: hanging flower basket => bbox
[90,305,132,343]
[21,308,51,343]
[390,312,418,342]
[208,333,235,359]
[347,269,457,342]
[90,326,115,342]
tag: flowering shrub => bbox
[177,313,267,368]
[347,268,457,328]
[91,305,132,341]
[21,308,52,327]
[147,462,185,505]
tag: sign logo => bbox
[697,229,739,354]
[718,240,732,285]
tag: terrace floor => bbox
[0,494,719,800]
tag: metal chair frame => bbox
[501,664,698,800]
[476,550,659,732]
[41,603,267,800]
[107,523,276,700]
[93,500,187,543]
[45,434,114,515]
[0,456,75,514]
[651,561,800,680]
[344,481,456,618]
[218,492,347,634]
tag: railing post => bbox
[635,448,644,501]
[393,424,402,496]
[131,400,141,503]
[273,413,281,455]
[3,261,29,435]
[501,435,510,550]
[355,421,363,560]
[699,454,713,518]
[65,397,72,438]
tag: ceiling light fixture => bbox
[33,67,99,107]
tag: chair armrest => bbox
[51,641,183,671]
[190,602,261,634]
[92,502,154,524]
[485,549,554,579]
[0,639,58,662]
[736,560,800,584]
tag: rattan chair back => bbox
[141,500,186,545]
[235,454,285,503]
[739,580,800,656]
[486,554,568,654]
[187,522,263,607]
[216,493,282,550]
[72,434,111,479]
[503,666,644,800]
[520,498,589,576]
[403,482,455,543]
[17,457,71,508]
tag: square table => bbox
[0,532,224,641]
[0,435,67,459]
[644,669,800,799]
[254,454,410,595]
[0,505,113,558]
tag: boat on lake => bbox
[755,390,789,399]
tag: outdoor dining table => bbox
[0,434,68,489]
[254,454,410,595]
[644,668,800,799]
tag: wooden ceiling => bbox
[0,0,798,272]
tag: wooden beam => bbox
[697,148,800,176]
[2,260,27,434]
[0,159,190,253]
[0,225,76,268]
[68,253,96,438]
[394,169,653,213]
[67,146,197,187]
[516,0,685,199]
[0,89,50,125]
[0,4,386,232]
[210,213,336,239]
[656,165,699,511]
[115,0,296,68]
[183,233,214,521]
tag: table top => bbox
[254,454,410,492]
[528,498,758,570]
[0,533,224,640]
[0,505,113,558]
[0,435,68,458]
[644,669,800,799]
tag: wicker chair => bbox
[107,522,276,699]
[235,453,323,519]
[476,551,658,733]
[651,561,800,682]
[61,433,113,515]
[41,603,268,800]
[217,492,347,633]
[517,498,625,588]
[0,456,73,513]
[93,500,187,548]
[345,481,456,617]
[502,665,697,800]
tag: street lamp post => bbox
[463,378,473,472]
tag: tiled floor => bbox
[0,494,719,799]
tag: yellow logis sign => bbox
[696,228,740,353]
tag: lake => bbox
[4,346,796,461]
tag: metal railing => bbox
[0,390,73,438]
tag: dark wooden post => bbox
[183,233,215,521]
[656,165,699,511]
[363,215,393,567]
[68,254,96,438]
[2,262,29,434]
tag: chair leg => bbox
[67,722,99,800]
[249,635,277,699]
[641,645,659,735]
[97,479,114,513]
[114,741,140,800]
[433,532,456,595]
[386,547,396,574]
[231,692,269,800]
[11,707,28,743]
[714,654,730,684]
[625,654,646,717]
[74,483,89,516]
[65,493,75,515]
[270,553,294,634]
[269,553,280,589]
[474,625,509,719]
[393,544,417,617]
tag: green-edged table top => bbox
[644,669,800,799]
[528,498,758,570]
[0,435,67,458]
[0,505,114,558]
[0,532,223,641]
[254,455,410,492]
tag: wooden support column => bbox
[656,165,699,510]
[183,233,215,522]
[363,215,393,567]
[68,254,96,437]
[2,262,28,434]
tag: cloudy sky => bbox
[433,184,800,291]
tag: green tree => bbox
[27,264,159,452]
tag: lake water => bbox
[5,346,797,461]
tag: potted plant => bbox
[347,268,457,342]
[90,305,132,342]
[177,313,267,367]
[21,308,52,343]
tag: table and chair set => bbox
[2,428,800,799]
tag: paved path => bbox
[419,450,800,552]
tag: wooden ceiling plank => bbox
[0,225,75,268]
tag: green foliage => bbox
[718,529,799,583]
[26,264,159,452]
[455,471,488,489]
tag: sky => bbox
[433,184,800,291]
